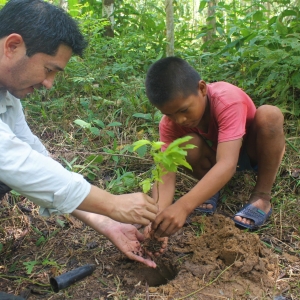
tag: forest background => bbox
[0,0,300,299]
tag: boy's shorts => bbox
[236,145,258,172]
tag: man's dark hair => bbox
[145,57,201,106]
[0,0,87,57]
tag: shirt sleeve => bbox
[13,103,49,156]
[0,120,91,216]
[217,102,248,143]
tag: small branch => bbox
[0,274,49,287]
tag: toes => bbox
[234,216,254,225]
[199,204,213,209]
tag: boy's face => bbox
[157,80,207,128]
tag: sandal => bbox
[194,191,220,214]
[233,203,272,229]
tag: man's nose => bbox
[42,74,56,89]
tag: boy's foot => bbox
[194,191,220,214]
[233,194,272,229]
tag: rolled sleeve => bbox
[0,121,91,215]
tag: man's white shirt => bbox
[0,90,91,216]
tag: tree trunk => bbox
[165,0,174,57]
[59,0,68,11]
[193,0,201,33]
[202,0,217,46]
[102,0,115,37]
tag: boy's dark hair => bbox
[0,0,87,57]
[145,57,201,106]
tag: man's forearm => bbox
[71,209,113,236]
[76,185,115,218]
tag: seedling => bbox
[133,136,196,196]
[133,136,196,253]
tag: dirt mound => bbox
[120,214,279,299]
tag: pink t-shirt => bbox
[159,81,257,151]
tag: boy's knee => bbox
[255,105,284,135]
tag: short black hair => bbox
[145,57,201,106]
[0,0,87,57]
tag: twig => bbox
[0,274,49,287]
[145,282,150,300]
[285,138,300,154]
[177,263,234,299]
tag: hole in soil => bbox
[136,260,178,287]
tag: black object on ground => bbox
[50,264,96,293]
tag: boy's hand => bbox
[152,202,189,237]
[143,224,168,256]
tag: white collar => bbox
[0,90,15,114]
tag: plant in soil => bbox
[132,136,196,253]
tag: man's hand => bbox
[78,186,158,226]
[109,193,158,225]
[105,222,157,268]
[143,224,168,257]
[71,210,156,268]
[152,201,189,238]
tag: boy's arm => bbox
[153,139,241,237]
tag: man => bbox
[0,0,157,268]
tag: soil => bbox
[1,193,297,300]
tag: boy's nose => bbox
[176,115,186,125]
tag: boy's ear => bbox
[3,34,26,59]
[198,80,207,96]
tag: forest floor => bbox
[0,124,300,300]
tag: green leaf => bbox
[107,122,122,127]
[74,119,91,129]
[23,261,38,275]
[151,141,165,151]
[132,113,152,121]
[166,136,192,150]
[141,179,151,194]
[93,119,105,128]
[90,127,100,136]
[36,236,46,246]
[136,144,148,157]
[86,155,103,163]
[133,140,151,150]
[253,11,263,22]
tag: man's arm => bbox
[78,185,158,226]
[71,210,157,268]
[152,139,242,237]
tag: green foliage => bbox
[23,261,38,275]
[133,136,196,193]
[106,168,138,194]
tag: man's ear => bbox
[198,80,207,96]
[3,34,26,59]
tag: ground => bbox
[0,118,300,300]
[0,166,299,299]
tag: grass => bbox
[1,44,300,298]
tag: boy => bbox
[145,57,285,238]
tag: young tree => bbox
[165,0,174,56]
[102,0,115,37]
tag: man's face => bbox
[4,44,72,99]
